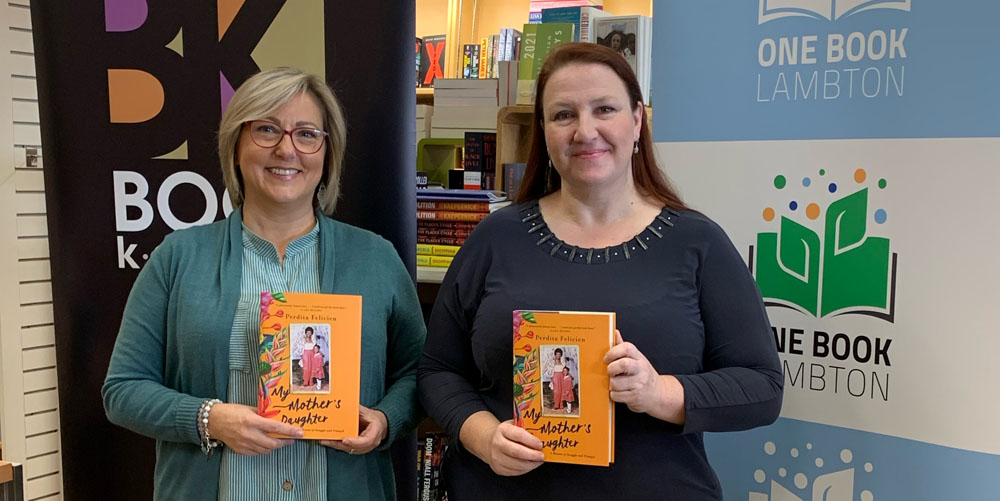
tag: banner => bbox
[653,1,1000,499]
[31,1,416,499]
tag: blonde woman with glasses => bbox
[104,67,425,500]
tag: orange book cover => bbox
[513,310,615,466]
[258,292,362,439]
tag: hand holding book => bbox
[459,411,544,476]
[319,405,389,455]
[604,330,687,425]
[207,402,303,455]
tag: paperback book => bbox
[258,292,362,439]
[513,310,615,466]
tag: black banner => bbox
[30,1,416,499]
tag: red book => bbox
[418,227,473,238]
[418,220,480,231]
[417,210,489,222]
[417,200,492,212]
[416,235,468,246]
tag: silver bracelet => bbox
[197,398,223,457]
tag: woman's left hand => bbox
[604,330,686,424]
[320,405,388,455]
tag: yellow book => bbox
[258,292,362,440]
[513,310,615,466]
[416,243,434,256]
[431,244,461,257]
[416,255,432,267]
[429,255,454,267]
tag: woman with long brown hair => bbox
[419,43,782,500]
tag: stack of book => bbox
[430,79,499,139]
[593,15,653,103]
[416,190,510,272]
[416,104,433,145]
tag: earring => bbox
[316,182,327,200]
[544,159,553,191]
[633,141,639,155]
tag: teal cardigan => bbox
[102,210,426,500]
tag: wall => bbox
[0,0,64,500]
[417,0,450,38]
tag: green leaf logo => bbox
[753,172,896,322]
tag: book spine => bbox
[482,133,497,190]
[418,220,479,231]
[416,200,490,212]
[418,227,473,237]
[464,132,484,172]
[416,243,434,255]
[420,435,434,500]
[416,254,431,267]
[479,37,488,79]
[431,244,461,257]
[503,162,527,198]
[499,28,508,63]
[472,44,480,79]
[503,28,513,61]
[416,235,468,246]
[417,210,489,222]
[491,34,500,78]
[429,255,454,268]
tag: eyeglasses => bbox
[245,120,329,154]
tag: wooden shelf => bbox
[496,105,535,192]
[416,87,434,105]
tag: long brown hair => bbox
[515,42,687,211]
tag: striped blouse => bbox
[218,222,327,500]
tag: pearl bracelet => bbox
[197,398,223,457]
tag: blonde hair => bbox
[218,67,347,215]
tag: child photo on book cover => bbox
[541,345,581,417]
[595,20,638,74]
[291,323,331,393]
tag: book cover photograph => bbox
[512,310,616,466]
[595,17,638,73]
[258,292,362,439]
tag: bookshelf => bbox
[416,0,653,81]
[496,105,535,192]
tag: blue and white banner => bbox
[652,1,1000,499]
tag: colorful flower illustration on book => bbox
[752,169,897,322]
[258,291,288,418]
[513,311,539,427]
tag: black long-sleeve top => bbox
[418,201,783,500]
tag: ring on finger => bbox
[349,448,355,455]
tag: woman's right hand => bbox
[208,403,304,455]
[485,420,545,476]
[461,411,544,476]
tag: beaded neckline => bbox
[518,201,679,264]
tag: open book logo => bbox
[750,441,876,501]
[758,0,911,24]
[751,170,897,322]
